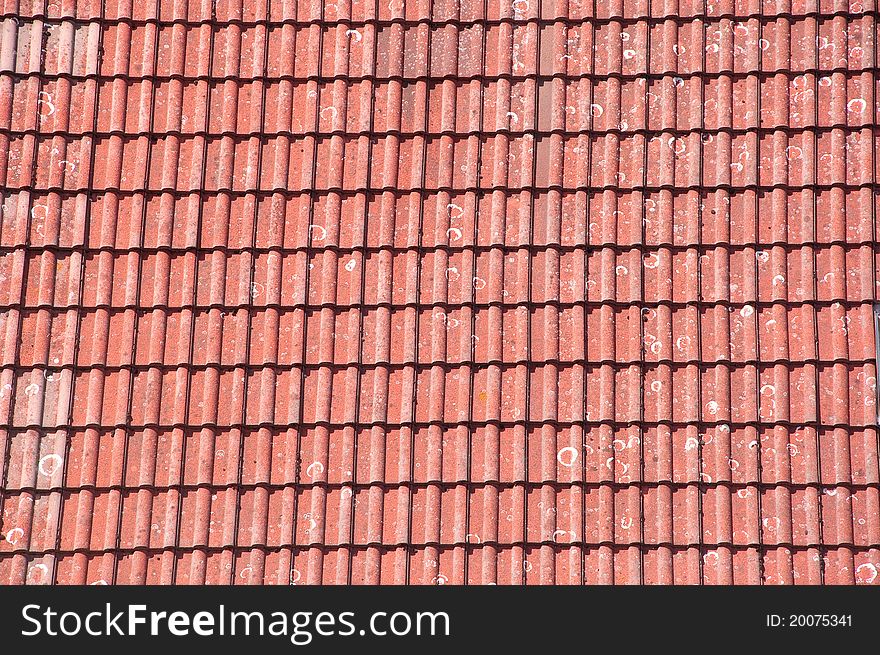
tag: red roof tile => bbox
[0,0,879,585]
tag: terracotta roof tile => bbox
[1,0,879,585]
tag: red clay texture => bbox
[0,0,879,585]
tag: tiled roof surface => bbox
[0,0,879,585]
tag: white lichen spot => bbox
[305,461,325,479]
[344,259,357,272]
[446,203,464,219]
[27,563,48,583]
[856,563,878,584]
[512,0,529,14]
[38,454,63,476]
[5,527,24,546]
[446,227,462,241]
[762,517,781,531]
[847,98,867,114]
[557,446,579,467]
[37,91,55,116]
[552,529,575,543]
